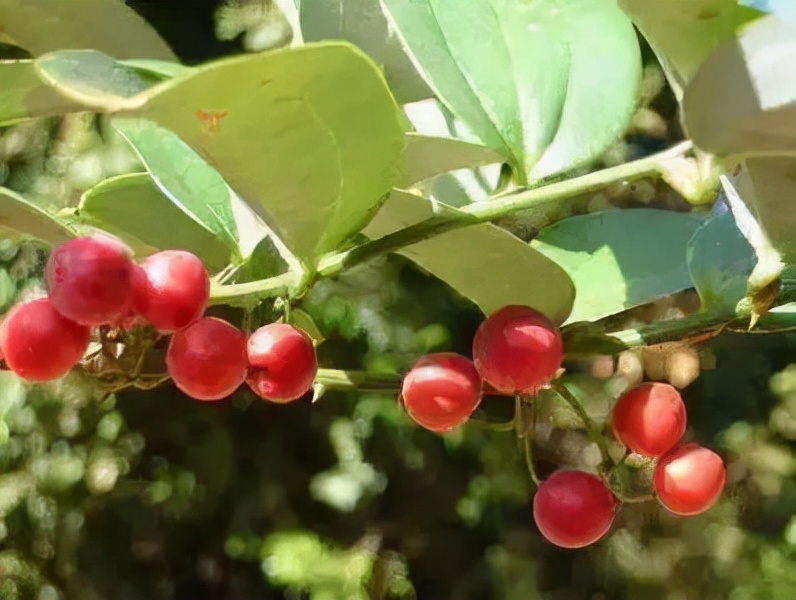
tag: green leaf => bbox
[0,60,84,126]
[530,209,705,324]
[682,14,796,155]
[234,235,289,283]
[117,59,194,81]
[755,302,796,331]
[619,0,761,102]
[398,133,503,189]
[363,190,575,324]
[380,0,642,182]
[561,321,629,357]
[0,0,177,60]
[132,43,404,264]
[0,187,75,245]
[78,173,234,271]
[290,308,325,345]
[34,50,162,111]
[112,117,241,257]
[719,158,796,291]
[686,210,756,313]
[299,0,432,103]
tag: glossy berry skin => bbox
[246,323,318,403]
[533,470,618,549]
[166,317,248,401]
[0,298,91,382]
[472,305,563,395]
[45,234,136,325]
[612,382,687,457]
[653,443,726,516]
[131,250,210,332]
[401,353,482,432]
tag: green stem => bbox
[317,141,693,277]
[313,369,402,393]
[550,381,613,470]
[208,271,294,307]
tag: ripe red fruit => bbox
[533,470,618,549]
[246,323,317,403]
[166,317,247,401]
[45,234,136,325]
[0,298,91,382]
[472,305,563,395]
[653,443,726,516]
[611,382,687,457]
[131,250,210,332]
[400,353,482,432]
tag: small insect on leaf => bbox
[196,110,228,136]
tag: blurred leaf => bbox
[531,209,705,324]
[112,117,241,257]
[719,158,795,292]
[619,0,761,101]
[78,173,234,271]
[686,210,756,313]
[381,0,641,182]
[0,187,75,245]
[0,60,83,126]
[561,321,630,357]
[34,50,161,111]
[755,302,796,330]
[117,59,194,80]
[234,235,288,282]
[0,0,177,60]
[398,133,503,189]
[290,308,325,344]
[0,269,14,310]
[299,0,432,103]
[363,190,575,324]
[683,14,796,155]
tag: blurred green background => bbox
[1,1,795,599]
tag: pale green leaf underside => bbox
[531,209,705,324]
[0,0,177,60]
[299,0,432,103]
[619,0,761,102]
[78,173,234,271]
[32,43,405,264]
[686,210,756,313]
[364,190,575,324]
[0,188,75,246]
[398,133,503,189]
[683,14,796,155]
[381,0,641,182]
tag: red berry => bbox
[533,470,618,549]
[653,443,726,516]
[0,298,91,381]
[166,317,247,401]
[611,382,687,457]
[401,353,482,432]
[246,323,318,403]
[45,234,136,325]
[472,305,563,395]
[131,250,210,332]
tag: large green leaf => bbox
[531,209,705,324]
[398,133,503,189]
[686,210,756,313]
[0,60,84,126]
[619,0,761,102]
[77,173,234,271]
[0,187,75,245]
[363,190,575,324]
[34,43,405,264]
[683,14,796,155]
[112,117,241,257]
[299,0,432,103]
[0,0,176,60]
[380,0,641,182]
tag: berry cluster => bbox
[399,305,727,550]
[0,235,318,403]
